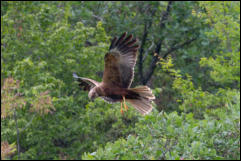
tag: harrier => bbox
[73,32,155,115]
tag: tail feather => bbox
[127,98,152,115]
[129,86,155,99]
[127,86,155,115]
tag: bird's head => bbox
[88,87,99,101]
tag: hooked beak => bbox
[88,94,95,101]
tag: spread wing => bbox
[102,32,139,88]
[73,73,99,91]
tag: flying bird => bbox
[73,32,155,115]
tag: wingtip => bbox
[73,72,79,78]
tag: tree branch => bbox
[20,113,36,133]
[160,1,173,29]
[139,22,148,83]
[144,38,197,84]
[142,1,173,84]
[138,6,157,84]
[163,37,197,59]
[14,108,20,159]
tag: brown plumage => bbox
[73,32,155,115]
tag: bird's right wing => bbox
[73,73,100,91]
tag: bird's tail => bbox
[126,86,155,115]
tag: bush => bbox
[83,92,240,160]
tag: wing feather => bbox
[102,33,139,88]
[73,73,99,91]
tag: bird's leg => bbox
[122,96,128,111]
[120,102,124,115]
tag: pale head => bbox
[88,87,99,100]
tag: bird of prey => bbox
[73,32,155,115]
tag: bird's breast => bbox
[98,84,128,102]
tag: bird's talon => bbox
[124,104,128,111]
[121,102,124,115]
[122,96,128,111]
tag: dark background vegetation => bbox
[1,1,240,160]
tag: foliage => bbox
[83,92,240,160]
[1,1,240,160]
[1,141,16,160]
[1,78,25,118]
[198,2,240,88]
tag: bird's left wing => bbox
[73,73,99,91]
[102,32,139,88]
